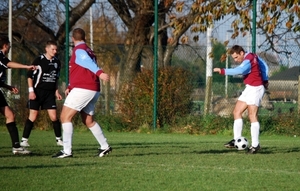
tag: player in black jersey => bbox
[0,36,35,154]
[21,40,63,147]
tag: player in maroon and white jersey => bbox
[52,28,112,158]
[214,45,269,154]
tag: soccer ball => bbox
[234,137,248,150]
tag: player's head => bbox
[229,45,245,63]
[45,40,58,58]
[72,28,86,42]
[0,36,11,54]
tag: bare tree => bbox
[1,0,300,92]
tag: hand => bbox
[99,73,110,82]
[64,89,70,97]
[263,81,269,90]
[9,86,18,94]
[29,91,36,100]
[213,68,221,74]
[27,65,36,70]
[55,90,62,100]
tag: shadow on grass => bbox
[1,142,299,158]
[72,142,300,156]
[0,162,95,170]
[193,146,300,155]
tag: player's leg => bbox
[0,105,31,154]
[1,106,19,147]
[248,104,260,146]
[47,109,63,146]
[246,85,264,154]
[21,109,38,147]
[53,88,87,158]
[224,100,248,148]
[247,105,261,153]
[21,96,40,147]
[233,100,248,138]
[56,106,77,157]
[81,111,111,155]
[81,92,112,157]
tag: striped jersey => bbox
[0,50,10,85]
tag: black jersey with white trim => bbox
[0,50,10,86]
[27,54,61,90]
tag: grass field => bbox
[0,129,299,191]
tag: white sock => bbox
[89,123,109,149]
[251,122,260,147]
[233,118,243,139]
[62,122,73,155]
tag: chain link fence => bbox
[172,44,300,117]
[3,44,300,127]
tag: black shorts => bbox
[27,89,57,110]
[0,90,8,107]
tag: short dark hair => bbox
[46,40,57,47]
[0,36,10,49]
[229,45,245,55]
[72,28,85,41]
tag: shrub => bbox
[116,67,194,129]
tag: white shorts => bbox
[238,85,265,107]
[64,88,100,115]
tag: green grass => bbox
[0,129,299,191]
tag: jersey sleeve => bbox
[223,59,251,76]
[74,49,103,75]
[258,57,269,81]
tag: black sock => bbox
[22,119,34,139]
[52,120,62,138]
[6,122,20,148]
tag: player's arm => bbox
[0,82,18,94]
[258,57,269,89]
[258,57,269,81]
[74,49,102,74]
[223,60,251,75]
[27,77,36,100]
[214,60,251,76]
[54,80,62,100]
[75,49,109,81]
[26,59,37,100]
[54,60,62,100]
[7,61,35,70]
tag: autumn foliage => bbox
[116,67,193,129]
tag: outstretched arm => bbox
[7,62,35,70]
[214,60,251,76]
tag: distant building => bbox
[268,66,299,101]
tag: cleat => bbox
[56,139,63,146]
[247,144,261,154]
[12,147,31,155]
[98,146,112,157]
[20,141,30,147]
[224,139,235,148]
[52,150,73,158]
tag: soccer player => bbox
[213,45,269,154]
[0,35,35,154]
[20,40,63,147]
[52,28,112,158]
